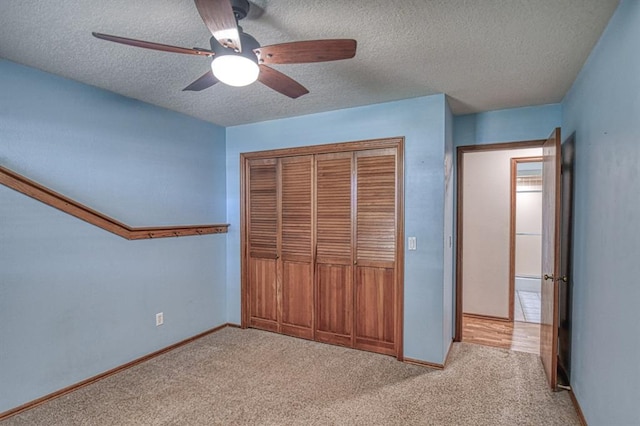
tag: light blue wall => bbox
[454,104,562,146]
[0,60,228,412]
[226,95,449,363]
[561,1,640,424]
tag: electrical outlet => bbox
[408,237,417,250]
[155,312,164,326]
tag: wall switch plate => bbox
[156,312,164,326]
[408,237,417,250]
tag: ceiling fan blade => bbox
[255,40,357,65]
[183,70,219,91]
[92,32,213,57]
[194,0,242,51]
[258,65,309,99]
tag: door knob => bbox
[544,274,567,282]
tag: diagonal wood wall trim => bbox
[0,165,229,239]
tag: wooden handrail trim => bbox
[0,165,229,239]
[128,225,228,240]
[0,166,129,236]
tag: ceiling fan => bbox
[92,0,357,99]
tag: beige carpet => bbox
[3,328,579,425]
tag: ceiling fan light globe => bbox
[211,55,259,87]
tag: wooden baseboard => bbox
[403,357,444,370]
[568,388,588,426]
[463,312,511,322]
[0,323,236,421]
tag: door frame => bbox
[557,133,575,384]
[240,137,405,359]
[455,140,545,342]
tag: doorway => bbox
[455,140,545,354]
[511,158,543,325]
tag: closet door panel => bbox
[249,258,278,331]
[281,262,313,337]
[280,156,314,339]
[354,266,395,354]
[354,149,397,354]
[315,263,352,346]
[247,159,279,330]
[315,152,353,345]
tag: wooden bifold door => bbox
[241,138,404,358]
[246,156,314,339]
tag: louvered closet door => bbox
[247,159,279,332]
[315,152,353,347]
[279,156,314,339]
[354,148,397,355]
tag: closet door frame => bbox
[240,137,405,360]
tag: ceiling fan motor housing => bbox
[231,0,251,20]
[209,30,260,58]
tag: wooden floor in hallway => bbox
[462,314,540,355]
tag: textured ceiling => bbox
[0,0,619,127]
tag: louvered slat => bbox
[249,160,277,257]
[316,154,352,261]
[281,156,312,259]
[356,154,396,263]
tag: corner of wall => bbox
[443,99,455,360]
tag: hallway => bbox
[462,315,540,355]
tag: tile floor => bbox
[514,290,541,323]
